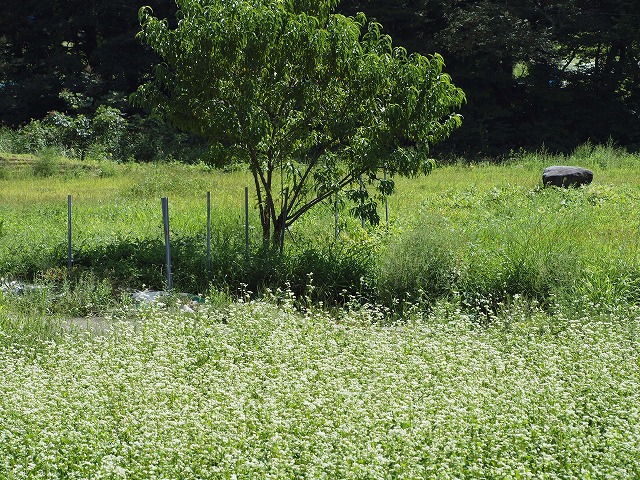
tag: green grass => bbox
[1,144,639,310]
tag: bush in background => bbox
[3,110,223,165]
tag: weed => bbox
[376,216,458,308]
[32,147,58,177]
[54,272,115,317]
[0,164,9,180]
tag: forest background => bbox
[2,0,639,158]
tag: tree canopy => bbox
[0,0,176,124]
[338,0,640,154]
[1,0,638,155]
[135,0,465,246]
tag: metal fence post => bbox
[334,191,339,241]
[67,195,73,278]
[360,175,365,228]
[384,168,389,227]
[161,197,172,290]
[245,186,249,258]
[207,191,211,278]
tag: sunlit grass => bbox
[1,144,639,306]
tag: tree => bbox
[135,0,464,247]
[339,0,640,154]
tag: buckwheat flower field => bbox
[1,297,639,478]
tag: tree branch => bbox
[286,170,357,225]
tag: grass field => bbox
[1,144,640,477]
[3,143,639,309]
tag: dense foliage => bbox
[135,0,464,245]
[338,0,640,154]
[0,109,215,164]
[2,0,638,154]
[0,0,176,124]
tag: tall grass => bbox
[382,145,640,312]
[1,144,639,314]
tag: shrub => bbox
[91,106,127,160]
[376,219,458,308]
[286,241,376,305]
[16,119,53,153]
[54,271,114,317]
[456,204,584,316]
[31,148,58,177]
[0,127,20,153]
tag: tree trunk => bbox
[260,210,271,245]
[276,188,289,252]
[272,215,284,250]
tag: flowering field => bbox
[2,145,640,477]
[1,297,639,478]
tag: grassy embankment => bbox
[2,143,639,311]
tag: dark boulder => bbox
[542,166,593,188]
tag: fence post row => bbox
[62,183,391,288]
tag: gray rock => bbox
[542,166,593,188]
